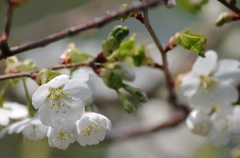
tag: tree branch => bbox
[0,62,91,81]
[106,110,188,140]
[142,2,180,109]
[0,0,165,60]
[0,1,14,55]
[218,0,240,15]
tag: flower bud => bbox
[131,44,146,66]
[186,110,212,136]
[99,68,123,90]
[122,84,148,103]
[33,69,61,85]
[102,25,129,57]
[120,65,136,81]
[60,43,92,64]
[116,90,137,113]
[168,29,206,57]
[215,12,240,27]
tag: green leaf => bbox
[175,29,207,57]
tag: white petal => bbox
[47,75,69,88]
[186,110,212,136]
[38,104,62,127]
[188,87,213,114]
[71,69,89,82]
[8,118,31,134]
[192,50,217,76]
[63,80,92,100]
[214,59,240,83]
[209,82,238,108]
[180,72,200,97]
[62,99,84,121]
[32,84,49,109]
[3,102,29,119]
[121,65,136,81]
[0,113,10,126]
[208,128,230,146]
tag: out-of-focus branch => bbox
[142,1,186,111]
[218,0,240,15]
[0,0,165,60]
[0,61,91,81]
[0,1,14,55]
[106,110,188,140]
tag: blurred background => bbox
[0,0,240,158]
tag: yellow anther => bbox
[62,104,65,107]
[58,104,60,107]
[63,111,66,113]
[95,130,97,133]
[52,104,55,106]
[68,106,70,109]
[50,107,53,109]
[69,97,72,99]
[56,111,59,113]
[84,134,86,137]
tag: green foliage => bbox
[173,29,207,57]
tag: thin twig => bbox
[0,62,91,81]
[0,0,165,60]
[0,1,14,54]
[218,0,240,15]
[106,110,188,140]
[142,1,177,106]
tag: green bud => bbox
[5,56,18,67]
[99,68,123,89]
[190,0,208,12]
[118,4,131,22]
[171,29,206,57]
[34,69,61,85]
[108,25,129,41]
[116,90,137,113]
[60,43,93,64]
[122,84,148,103]
[102,36,121,57]
[215,12,240,27]
[131,44,146,66]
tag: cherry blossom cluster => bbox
[180,50,240,146]
[0,69,111,150]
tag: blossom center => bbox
[57,129,72,141]
[199,75,219,90]
[83,124,101,137]
[47,86,72,113]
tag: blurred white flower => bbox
[4,117,48,141]
[0,102,28,126]
[180,50,240,113]
[32,75,91,127]
[186,110,212,136]
[76,112,111,146]
[208,107,233,146]
[47,119,78,150]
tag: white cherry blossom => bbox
[3,117,48,141]
[32,75,91,127]
[47,119,78,150]
[207,107,233,146]
[180,50,240,113]
[76,112,111,146]
[186,110,212,136]
[0,102,28,126]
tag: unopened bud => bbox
[122,84,148,103]
[99,68,123,89]
[120,65,136,81]
[60,43,92,64]
[215,12,240,27]
[131,44,146,66]
[117,90,137,113]
[34,69,61,85]
[102,25,129,57]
